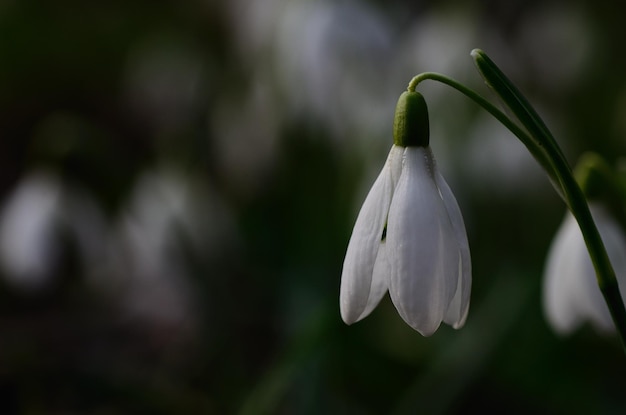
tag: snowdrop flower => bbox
[543,204,626,334]
[340,91,471,336]
[0,172,62,289]
[107,166,235,329]
[0,171,107,291]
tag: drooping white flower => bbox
[543,204,626,334]
[340,121,471,335]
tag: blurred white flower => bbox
[107,166,235,329]
[340,145,471,336]
[0,171,107,291]
[273,0,395,143]
[543,204,626,334]
[0,172,61,288]
[230,0,396,149]
[397,7,478,87]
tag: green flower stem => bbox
[558,153,626,351]
[470,49,626,351]
[408,64,626,352]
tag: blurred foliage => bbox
[1,0,626,414]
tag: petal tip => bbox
[415,323,440,337]
[339,300,359,326]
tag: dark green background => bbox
[1,1,625,413]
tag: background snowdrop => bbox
[0,172,63,289]
[543,205,626,334]
[102,166,237,332]
[0,171,108,292]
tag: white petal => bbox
[357,240,390,320]
[543,212,587,334]
[0,172,62,289]
[436,171,471,329]
[388,147,459,336]
[340,146,402,324]
[542,204,622,334]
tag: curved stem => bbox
[410,71,626,352]
[470,50,626,350]
[408,73,562,198]
[530,112,626,350]
[564,169,626,348]
[470,49,569,164]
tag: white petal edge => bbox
[435,171,471,329]
[340,146,402,324]
[388,147,459,336]
[356,240,390,321]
